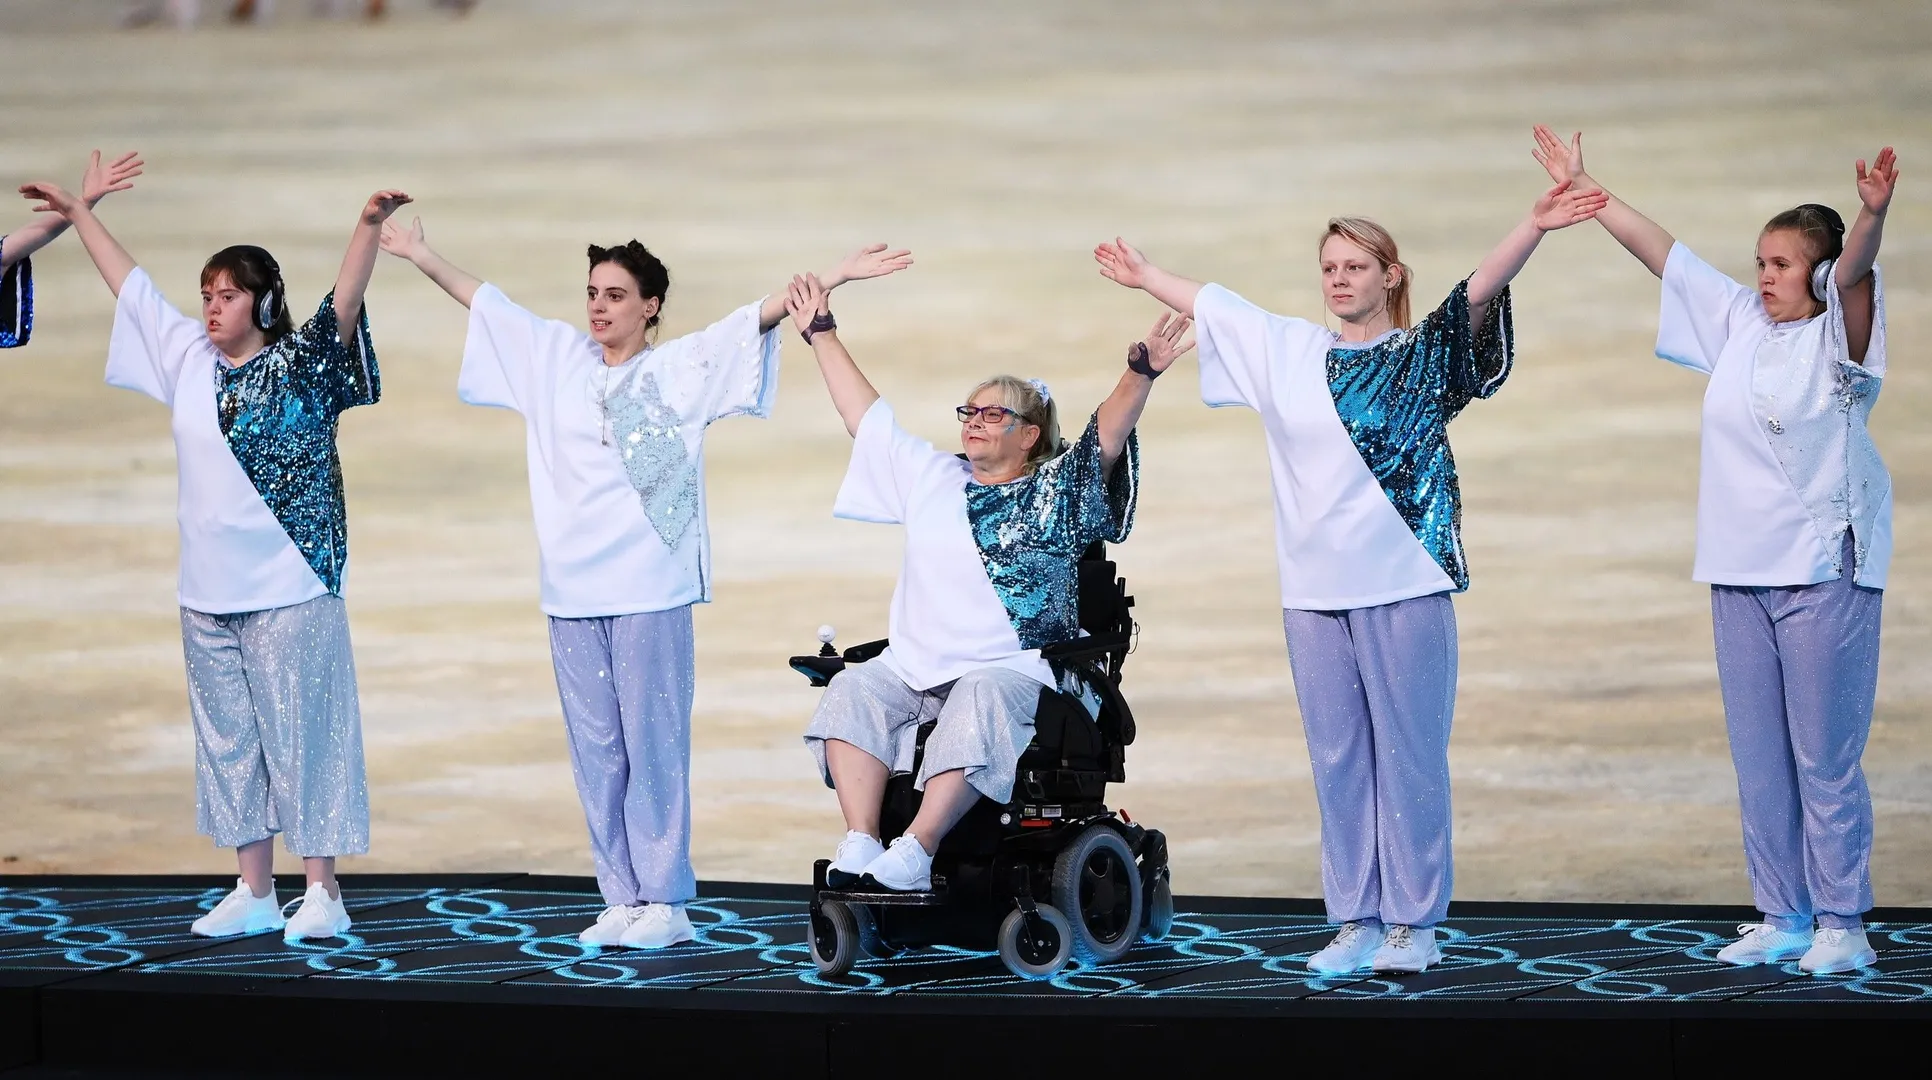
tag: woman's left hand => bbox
[80,150,144,205]
[1136,311,1195,375]
[361,189,414,225]
[17,181,83,219]
[786,273,831,337]
[1530,178,1609,232]
[1855,147,1899,216]
[830,243,913,287]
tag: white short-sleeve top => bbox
[460,283,780,618]
[1656,243,1891,588]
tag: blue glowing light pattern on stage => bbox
[3,882,1929,1003]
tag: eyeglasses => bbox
[957,404,1023,424]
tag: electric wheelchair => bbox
[788,541,1172,980]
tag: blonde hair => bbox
[1320,216,1412,330]
[969,374,1063,473]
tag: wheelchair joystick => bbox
[817,625,837,658]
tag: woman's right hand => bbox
[379,215,430,262]
[1531,125,1589,187]
[17,181,84,220]
[1094,237,1151,289]
[80,150,143,205]
[786,273,830,338]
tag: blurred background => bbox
[0,0,1926,904]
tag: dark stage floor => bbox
[2,875,1927,1076]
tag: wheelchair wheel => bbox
[1051,826,1144,964]
[997,903,1072,981]
[809,899,868,976]
[1141,871,1174,942]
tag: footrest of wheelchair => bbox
[818,888,949,907]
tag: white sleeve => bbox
[1195,282,1300,410]
[1824,258,1886,379]
[832,399,950,525]
[650,299,781,425]
[104,268,205,405]
[1655,242,1756,375]
[459,283,583,413]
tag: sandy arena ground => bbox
[0,0,1927,904]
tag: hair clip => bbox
[1027,378,1051,404]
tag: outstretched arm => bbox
[1532,126,1675,278]
[1094,238,1204,316]
[4,151,143,273]
[1839,146,1897,365]
[333,189,412,328]
[788,274,879,436]
[1094,312,1192,474]
[379,214,484,308]
[1465,179,1609,325]
[759,243,913,331]
[17,181,136,296]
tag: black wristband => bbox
[801,311,837,343]
[1126,341,1161,379]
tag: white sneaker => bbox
[1716,922,1812,966]
[282,883,351,943]
[1799,927,1877,975]
[578,904,647,946]
[617,903,697,950]
[1306,921,1386,974]
[861,834,933,892]
[191,878,285,938]
[1371,924,1442,974]
[828,831,885,887]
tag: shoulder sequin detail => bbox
[1324,280,1513,591]
[965,412,1138,648]
[215,292,379,594]
[603,365,701,549]
[0,240,32,348]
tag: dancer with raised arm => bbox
[791,271,1181,893]
[18,175,410,943]
[381,217,910,948]
[3,151,144,348]
[1531,126,1897,975]
[1093,179,1606,975]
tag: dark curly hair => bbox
[587,240,671,333]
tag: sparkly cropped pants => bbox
[1712,536,1882,931]
[181,593,369,857]
[549,606,697,909]
[1282,594,1457,929]
[804,661,1042,805]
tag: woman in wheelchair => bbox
[785,272,1191,893]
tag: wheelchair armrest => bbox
[842,638,889,663]
[789,656,846,687]
[1038,629,1130,663]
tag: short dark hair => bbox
[199,245,291,343]
[587,241,671,331]
[1762,203,1846,266]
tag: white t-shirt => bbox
[460,284,779,618]
[1194,283,1459,610]
[105,268,337,615]
[1657,243,1891,588]
[833,399,1055,692]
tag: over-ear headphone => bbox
[243,246,286,332]
[1795,203,1845,304]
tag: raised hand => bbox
[1530,125,1588,187]
[1094,237,1150,289]
[1138,312,1196,375]
[786,274,831,337]
[379,215,429,262]
[1531,179,1609,232]
[832,243,913,286]
[18,181,84,220]
[1855,147,1900,216]
[360,189,414,225]
[80,150,143,205]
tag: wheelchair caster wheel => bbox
[998,903,1072,981]
[1141,872,1174,942]
[810,899,873,976]
[1052,826,1143,964]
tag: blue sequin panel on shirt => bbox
[1324,280,1512,591]
[215,292,380,594]
[965,412,1138,648]
[0,239,31,348]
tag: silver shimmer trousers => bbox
[1712,535,1882,930]
[548,606,697,908]
[804,661,1042,805]
[181,593,369,857]
[1282,593,1457,929]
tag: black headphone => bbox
[1794,203,1846,304]
[241,246,286,332]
